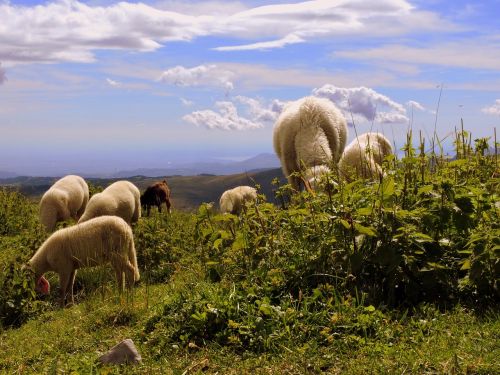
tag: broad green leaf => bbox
[382,176,395,197]
[426,262,449,270]
[354,223,377,237]
[340,219,351,229]
[356,207,372,216]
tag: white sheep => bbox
[273,96,348,190]
[219,186,258,215]
[28,215,140,307]
[39,175,89,232]
[338,132,393,180]
[78,180,141,225]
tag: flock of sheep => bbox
[26,95,393,307]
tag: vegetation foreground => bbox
[1,131,499,374]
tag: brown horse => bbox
[140,180,172,216]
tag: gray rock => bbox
[99,339,142,365]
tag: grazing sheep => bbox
[339,132,393,180]
[28,215,140,307]
[39,175,89,232]
[219,186,258,215]
[78,181,141,225]
[273,96,348,190]
[140,180,172,216]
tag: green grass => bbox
[0,273,498,374]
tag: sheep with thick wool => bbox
[78,180,140,225]
[219,186,258,215]
[273,96,348,190]
[339,132,393,180]
[28,215,140,307]
[39,175,89,232]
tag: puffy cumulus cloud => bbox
[234,95,286,123]
[313,84,408,124]
[0,0,207,64]
[183,101,262,131]
[482,99,500,116]
[158,65,234,92]
[0,0,455,64]
[183,95,285,131]
[0,63,6,84]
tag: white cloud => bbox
[0,1,207,64]
[180,97,193,106]
[0,0,457,65]
[313,84,408,124]
[406,100,426,111]
[153,0,247,16]
[106,78,121,87]
[158,65,234,92]
[482,99,500,116]
[183,101,262,131]
[0,62,6,84]
[183,95,285,131]
[213,33,304,51]
[234,95,286,123]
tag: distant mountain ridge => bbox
[112,153,280,178]
[0,171,17,179]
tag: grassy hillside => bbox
[0,168,285,211]
[0,132,499,373]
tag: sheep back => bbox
[79,180,141,225]
[39,175,89,232]
[219,186,257,214]
[273,96,347,189]
[339,132,393,180]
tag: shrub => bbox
[0,258,46,328]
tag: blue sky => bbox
[0,0,499,176]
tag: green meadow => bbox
[1,130,498,374]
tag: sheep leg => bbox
[58,268,74,307]
[166,199,172,214]
[124,262,136,289]
[157,203,162,213]
[67,269,77,306]
[115,267,124,294]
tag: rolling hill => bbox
[0,168,286,211]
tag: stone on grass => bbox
[99,339,142,365]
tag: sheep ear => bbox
[36,276,50,295]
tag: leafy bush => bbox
[134,211,196,283]
[143,131,498,354]
[0,259,46,328]
[0,189,48,328]
[0,188,39,236]
[143,281,390,353]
